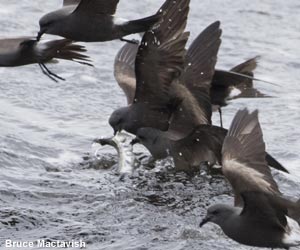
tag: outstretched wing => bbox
[114,41,139,104]
[168,21,222,133]
[41,39,92,65]
[222,109,280,206]
[183,21,222,98]
[134,0,190,106]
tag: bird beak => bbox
[113,128,120,136]
[130,137,140,145]
[199,216,210,227]
[36,29,45,41]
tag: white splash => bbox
[283,216,300,246]
[112,131,136,175]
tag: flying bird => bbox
[37,0,162,42]
[127,20,287,174]
[200,109,300,249]
[114,40,268,128]
[0,37,92,81]
[113,20,222,139]
[109,0,191,135]
[132,122,288,174]
[211,57,269,126]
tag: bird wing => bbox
[166,84,212,138]
[240,191,288,231]
[168,21,222,133]
[63,0,81,6]
[40,39,92,65]
[134,32,189,106]
[230,56,258,74]
[114,41,139,104]
[73,0,120,15]
[172,125,227,171]
[222,109,280,206]
[183,21,222,99]
[134,0,190,106]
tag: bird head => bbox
[37,8,70,40]
[200,204,234,228]
[109,106,131,135]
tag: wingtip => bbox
[42,39,93,66]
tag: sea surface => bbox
[0,0,300,249]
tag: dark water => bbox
[0,0,300,249]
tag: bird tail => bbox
[124,0,190,36]
[265,153,289,173]
[40,39,93,66]
[124,14,161,35]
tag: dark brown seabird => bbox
[0,37,92,81]
[112,19,222,139]
[37,0,162,42]
[200,109,300,249]
[114,37,267,128]
[211,57,269,126]
[109,0,191,135]
[126,22,287,173]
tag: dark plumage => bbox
[109,0,191,135]
[133,124,288,174]
[0,37,91,81]
[211,57,269,126]
[113,39,266,112]
[129,25,287,174]
[211,57,267,108]
[114,20,222,139]
[200,109,300,249]
[38,0,162,42]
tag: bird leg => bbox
[39,63,65,82]
[120,38,139,44]
[218,107,223,128]
[38,63,58,82]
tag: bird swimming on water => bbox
[200,109,300,249]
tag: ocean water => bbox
[0,0,299,249]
